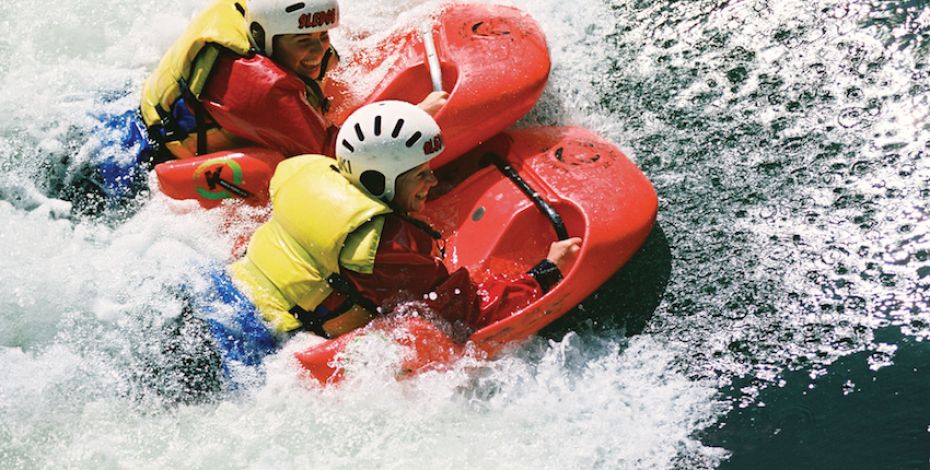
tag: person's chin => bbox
[299,65,322,79]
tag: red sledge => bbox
[295,127,658,384]
[154,3,549,208]
[325,3,550,168]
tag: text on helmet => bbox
[423,135,444,155]
[337,158,352,175]
[299,9,337,29]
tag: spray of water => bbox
[0,0,729,468]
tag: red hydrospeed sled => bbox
[295,126,658,384]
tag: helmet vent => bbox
[285,3,306,13]
[391,119,405,138]
[374,116,382,136]
[360,170,386,196]
[405,131,422,148]
[341,139,355,152]
[235,2,245,16]
[354,123,365,141]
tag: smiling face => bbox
[393,162,438,213]
[271,31,331,80]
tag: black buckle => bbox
[289,304,330,338]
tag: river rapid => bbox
[0,0,928,468]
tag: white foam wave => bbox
[0,0,723,468]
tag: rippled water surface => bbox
[1,0,928,468]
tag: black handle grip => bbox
[487,153,569,240]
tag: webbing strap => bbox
[177,77,210,156]
[288,273,380,338]
[288,304,332,338]
[153,104,187,143]
[326,273,379,314]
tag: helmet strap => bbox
[393,212,442,240]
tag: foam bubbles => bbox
[0,0,738,467]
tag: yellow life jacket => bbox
[230,154,392,334]
[140,0,253,159]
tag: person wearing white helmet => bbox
[246,0,340,88]
[228,101,581,338]
[139,0,447,162]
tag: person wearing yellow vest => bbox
[69,0,448,215]
[139,0,447,162]
[230,101,582,339]
[150,101,576,401]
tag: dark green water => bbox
[544,0,930,465]
[712,328,929,468]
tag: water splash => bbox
[0,0,730,467]
[596,0,930,401]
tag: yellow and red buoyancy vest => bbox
[140,0,253,159]
[230,155,392,335]
[140,0,334,160]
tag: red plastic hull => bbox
[294,316,465,385]
[294,127,658,383]
[326,3,550,167]
[154,147,285,209]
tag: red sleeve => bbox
[341,216,543,331]
[200,53,336,157]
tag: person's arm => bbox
[532,237,582,291]
[435,267,541,330]
[200,54,334,157]
[342,217,581,331]
[416,91,448,117]
[342,249,542,332]
[440,237,581,329]
[417,236,582,329]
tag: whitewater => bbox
[4,0,929,467]
[0,0,726,468]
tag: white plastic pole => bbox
[420,24,443,92]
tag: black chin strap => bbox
[391,211,443,240]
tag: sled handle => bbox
[487,153,570,241]
[420,24,443,92]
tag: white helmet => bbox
[246,0,340,56]
[336,101,445,203]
